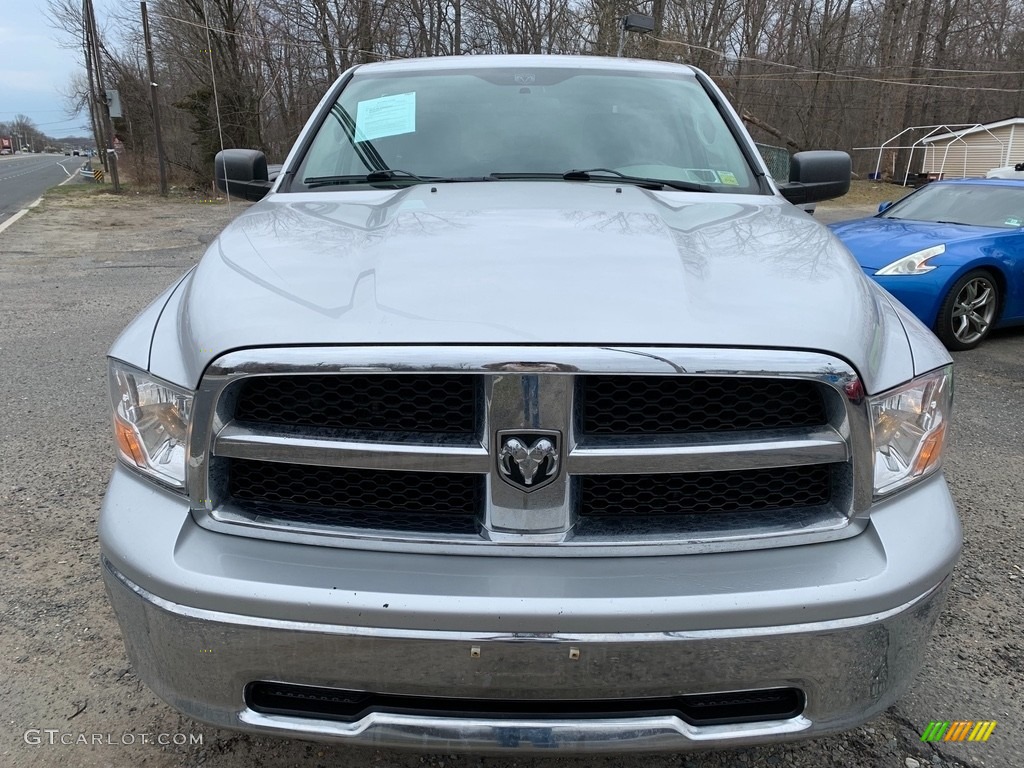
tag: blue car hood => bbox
[829,217,997,269]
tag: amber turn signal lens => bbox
[108,360,194,490]
[870,367,952,496]
[114,418,146,466]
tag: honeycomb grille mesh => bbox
[227,459,483,533]
[234,374,478,434]
[580,465,831,517]
[217,370,842,539]
[579,376,826,435]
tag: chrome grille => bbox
[579,466,831,517]
[228,459,483,534]
[578,376,827,434]
[190,346,869,555]
[235,374,479,434]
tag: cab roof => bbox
[354,54,699,78]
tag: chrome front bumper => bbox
[100,462,960,753]
[103,556,951,753]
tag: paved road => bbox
[0,153,82,223]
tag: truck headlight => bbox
[108,360,193,490]
[870,367,952,496]
[875,244,944,275]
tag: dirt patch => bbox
[819,179,913,208]
[7,186,245,266]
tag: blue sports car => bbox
[830,178,1024,349]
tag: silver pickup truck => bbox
[101,55,960,754]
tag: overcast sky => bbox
[0,0,114,138]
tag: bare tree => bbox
[40,0,1024,184]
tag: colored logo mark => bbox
[921,721,997,742]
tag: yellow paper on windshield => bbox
[355,92,416,142]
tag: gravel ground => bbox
[0,188,1020,768]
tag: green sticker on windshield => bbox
[718,171,739,186]
[355,92,416,142]
[1005,217,1022,227]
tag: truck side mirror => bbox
[779,151,851,204]
[215,149,273,201]
[878,201,893,213]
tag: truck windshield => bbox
[292,66,759,193]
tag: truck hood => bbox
[151,182,917,391]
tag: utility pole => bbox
[141,2,168,195]
[84,58,104,164]
[82,0,106,170]
[83,0,120,192]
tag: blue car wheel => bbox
[936,268,1000,350]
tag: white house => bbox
[919,117,1024,177]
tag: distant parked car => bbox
[830,178,1024,349]
[986,163,1024,180]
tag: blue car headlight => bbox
[875,244,945,275]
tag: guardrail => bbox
[79,165,104,183]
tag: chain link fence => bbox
[755,142,790,183]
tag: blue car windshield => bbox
[881,183,1024,228]
[293,66,759,193]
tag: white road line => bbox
[57,161,72,178]
[0,160,69,182]
[0,169,51,182]
[58,166,81,186]
[0,208,30,235]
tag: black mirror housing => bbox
[779,150,851,204]
[214,149,273,201]
[623,13,655,32]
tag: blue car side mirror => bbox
[878,201,893,213]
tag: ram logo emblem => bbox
[496,431,561,492]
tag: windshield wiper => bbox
[564,168,716,193]
[488,170,714,193]
[305,169,433,188]
[305,170,497,188]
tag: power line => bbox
[201,0,228,207]
[148,10,397,60]
[29,120,90,128]
[654,36,1024,93]
[146,9,1024,94]
[730,69,1024,82]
